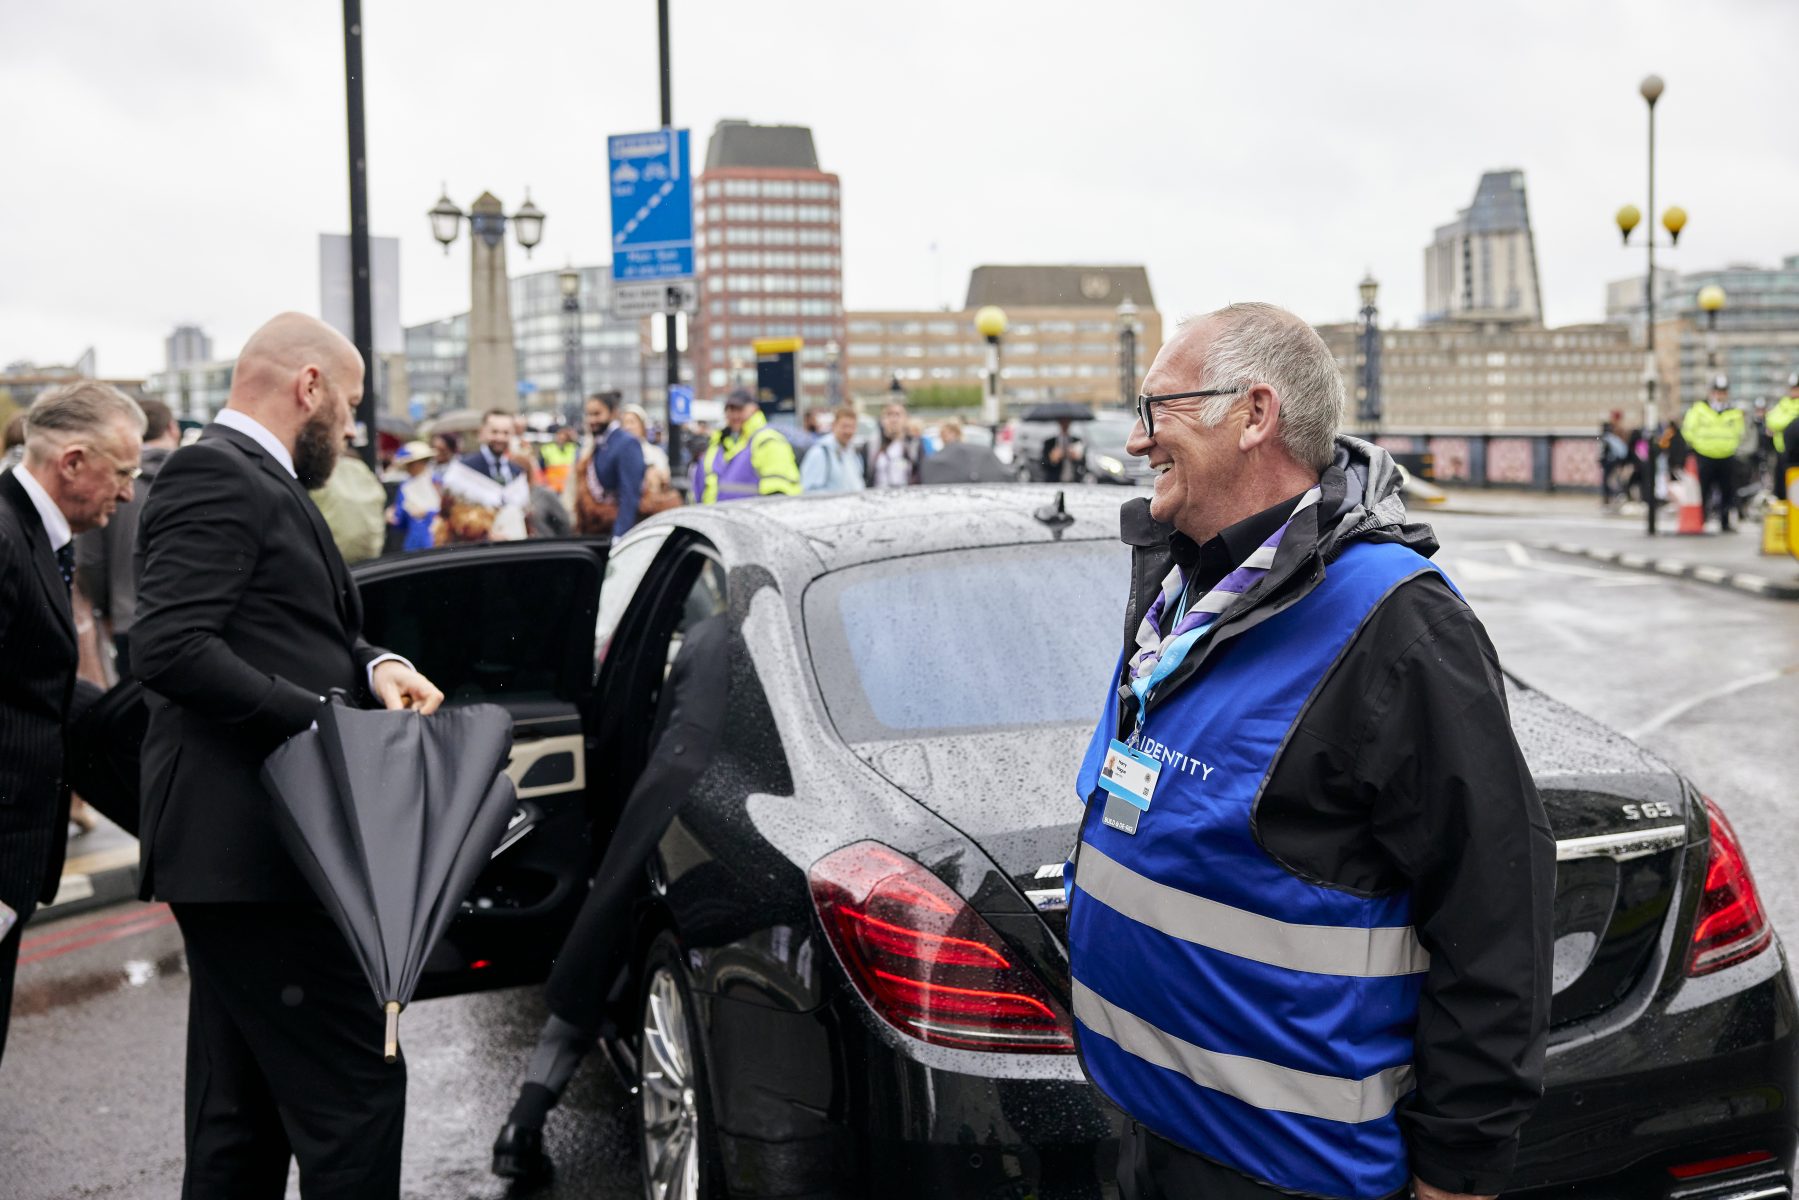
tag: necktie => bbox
[55,542,75,593]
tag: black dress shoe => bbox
[492,1122,553,1187]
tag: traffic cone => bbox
[1676,455,1705,535]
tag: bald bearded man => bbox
[133,313,443,1199]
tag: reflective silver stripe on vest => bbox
[1076,843,1430,978]
[1072,979,1415,1124]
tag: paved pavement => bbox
[7,499,1794,1198]
[1432,487,1799,598]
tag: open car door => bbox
[352,539,606,999]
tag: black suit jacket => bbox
[0,469,78,906]
[132,424,387,902]
[458,448,519,485]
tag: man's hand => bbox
[372,660,445,715]
[1413,1179,1494,1200]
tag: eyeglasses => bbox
[78,444,142,484]
[1135,387,1246,440]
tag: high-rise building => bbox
[692,120,844,399]
[402,264,646,417]
[1424,170,1543,325]
[165,324,213,369]
[844,265,1162,408]
[1606,253,1799,407]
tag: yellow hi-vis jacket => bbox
[1769,394,1799,456]
[692,409,801,504]
[539,440,579,493]
[1681,402,1746,460]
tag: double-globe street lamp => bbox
[428,189,546,256]
[975,305,1008,437]
[1614,72,1691,535]
[1357,274,1382,429]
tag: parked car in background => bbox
[330,487,1794,1200]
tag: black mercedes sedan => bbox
[349,485,1796,1200]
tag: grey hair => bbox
[24,382,147,459]
[1190,302,1343,471]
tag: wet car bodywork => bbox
[352,487,1796,1199]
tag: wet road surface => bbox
[4,503,1794,1198]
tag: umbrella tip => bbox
[384,1000,401,1062]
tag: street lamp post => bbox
[1116,298,1138,409]
[975,304,1008,437]
[1698,284,1726,373]
[1357,274,1382,429]
[428,188,545,257]
[826,341,842,408]
[1615,73,1692,535]
[428,187,545,414]
[341,0,377,467]
[559,267,583,423]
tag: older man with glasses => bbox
[0,381,145,1064]
[1064,303,1552,1200]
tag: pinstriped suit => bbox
[0,467,79,1065]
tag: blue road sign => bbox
[668,384,694,425]
[609,128,693,282]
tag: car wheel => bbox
[638,932,719,1200]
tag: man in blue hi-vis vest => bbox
[1067,303,1553,1200]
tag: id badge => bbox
[1097,740,1160,835]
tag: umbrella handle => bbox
[384,1000,402,1063]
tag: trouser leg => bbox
[1114,1118,1410,1199]
[0,820,54,1068]
[174,903,406,1200]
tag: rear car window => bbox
[804,541,1129,741]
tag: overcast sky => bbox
[4,0,1795,378]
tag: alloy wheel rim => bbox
[641,967,700,1200]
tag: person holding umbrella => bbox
[132,312,445,1199]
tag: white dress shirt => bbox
[11,463,72,552]
[210,409,411,693]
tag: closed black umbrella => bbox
[261,699,517,1060]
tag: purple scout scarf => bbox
[1125,487,1323,716]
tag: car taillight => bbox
[809,841,1075,1054]
[1686,798,1773,977]
[1667,1149,1775,1179]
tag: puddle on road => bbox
[12,949,188,1018]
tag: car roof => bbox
[693,485,1126,571]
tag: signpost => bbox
[608,128,693,287]
[611,279,698,319]
[668,384,693,426]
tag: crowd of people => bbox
[1599,371,1799,530]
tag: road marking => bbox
[1504,541,1532,566]
[1626,664,1799,740]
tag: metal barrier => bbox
[1369,431,1608,492]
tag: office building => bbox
[1607,252,1799,407]
[165,325,213,369]
[1317,320,1639,433]
[403,263,645,416]
[692,119,844,399]
[145,357,236,421]
[1424,170,1543,325]
[844,265,1162,409]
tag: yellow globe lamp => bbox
[1697,284,1726,313]
[1615,204,1641,244]
[1662,205,1687,245]
[974,305,1009,340]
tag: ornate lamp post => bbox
[428,187,546,413]
[825,341,843,408]
[558,267,583,422]
[1697,284,1726,373]
[975,304,1008,434]
[1116,298,1139,409]
[1357,274,1382,429]
[1615,73,1691,534]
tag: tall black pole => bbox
[344,0,377,468]
[658,0,683,478]
[1644,93,1659,535]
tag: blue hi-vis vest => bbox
[1068,540,1441,1200]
